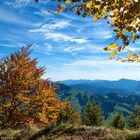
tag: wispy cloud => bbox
[4,0,32,8]
[1,1,139,81]
[0,44,18,48]
[30,19,88,44]
[44,43,53,51]
[34,9,53,17]
[64,46,85,52]
[46,57,140,80]
[0,6,39,26]
[30,20,71,32]
[92,29,113,39]
[44,32,87,44]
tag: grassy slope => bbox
[58,86,140,118]
[1,124,140,140]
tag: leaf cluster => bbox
[35,0,140,62]
[0,46,65,128]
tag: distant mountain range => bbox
[62,79,140,95]
[55,79,140,118]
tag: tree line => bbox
[0,46,140,130]
[59,100,140,130]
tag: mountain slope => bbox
[57,82,140,118]
[62,79,140,95]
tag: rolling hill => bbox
[56,79,140,118]
[62,79,140,95]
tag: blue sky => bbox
[0,0,140,81]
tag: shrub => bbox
[128,106,140,129]
[57,102,81,125]
[111,112,126,130]
[82,100,104,126]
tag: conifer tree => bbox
[57,102,81,125]
[82,100,104,126]
[111,112,126,130]
[129,106,140,129]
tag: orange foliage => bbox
[33,80,66,125]
[0,46,65,127]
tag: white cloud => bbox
[34,9,52,17]
[0,44,18,48]
[64,46,85,52]
[4,0,32,8]
[0,41,26,48]
[30,19,88,44]
[44,32,87,44]
[30,20,70,33]
[92,29,113,39]
[33,43,53,55]
[0,7,39,26]
[47,57,140,81]
[45,43,53,51]
[129,47,140,52]
[63,57,140,68]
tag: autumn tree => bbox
[82,100,104,126]
[35,0,140,62]
[129,106,140,129]
[57,102,81,125]
[111,112,126,130]
[0,46,65,127]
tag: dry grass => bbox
[0,124,140,140]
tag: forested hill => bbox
[56,80,140,118]
[62,79,140,95]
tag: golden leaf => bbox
[55,11,58,14]
[86,1,92,8]
[127,53,133,57]
[110,50,117,58]
[108,43,118,49]
[65,0,71,4]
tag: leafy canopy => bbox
[0,46,65,127]
[35,0,140,62]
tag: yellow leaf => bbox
[121,46,125,50]
[95,5,100,9]
[136,59,140,63]
[60,9,63,12]
[75,7,78,11]
[65,0,71,4]
[108,42,118,49]
[61,4,66,9]
[86,1,92,8]
[55,11,58,14]
[127,53,133,57]
[93,15,98,21]
[111,50,117,58]
[121,60,126,63]
[129,56,135,60]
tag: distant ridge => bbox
[62,79,140,95]
[57,79,140,118]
